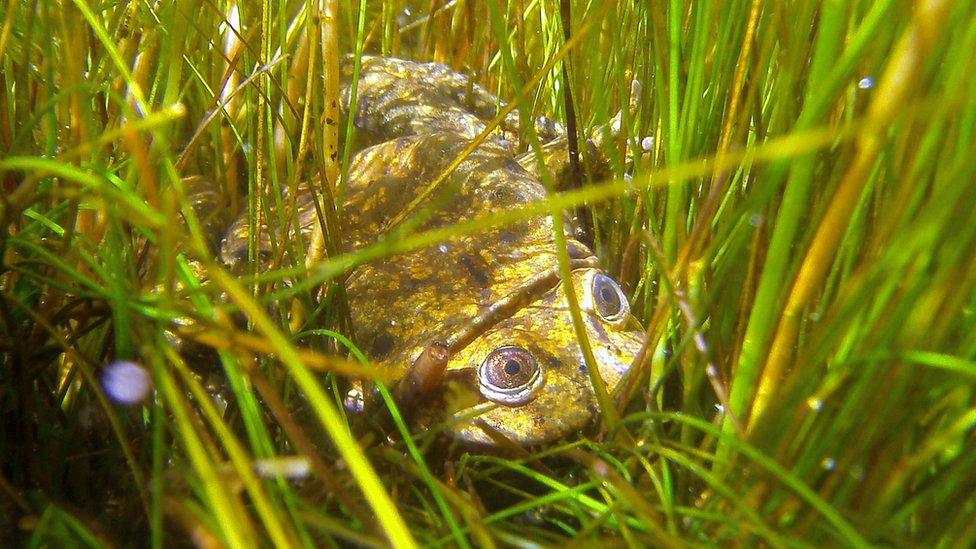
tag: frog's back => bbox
[340,132,578,379]
[340,55,565,150]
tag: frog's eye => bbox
[591,273,629,322]
[478,346,544,406]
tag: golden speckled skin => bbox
[222,56,644,445]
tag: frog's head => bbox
[437,268,644,446]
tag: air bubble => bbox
[254,456,311,479]
[857,77,875,89]
[102,361,152,405]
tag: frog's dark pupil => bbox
[600,286,616,305]
[504,360,521,376]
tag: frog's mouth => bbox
[434,355,600,447]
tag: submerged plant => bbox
[1,0,975,546]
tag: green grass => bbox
[3,0,976,546]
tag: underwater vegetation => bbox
[1,0,975,546]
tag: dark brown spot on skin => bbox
[326,117,335,124]
[541,351,561,372]
[459,253,492,288]
[369,332,396,359]
[498,230,518,245]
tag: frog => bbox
[219,55,646,445]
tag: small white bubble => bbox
[630,79,643,101]
[806,397,824,411]
[858,77,874,89]
[254,456,311,479]
[821,457,837,471]
[397,8,412,27]
[714,403,725,413]
[438,243,449,254]
[168,102,187,117]
[748,213,765,227]
[102,361,152,405]
[344,387,365,413]
[389,319,397,326]
[641,136,654,151]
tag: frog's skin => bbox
[220,56,644,445]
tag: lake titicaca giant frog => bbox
[220,56,645,445]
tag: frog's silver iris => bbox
[590,272,629,323]
[478,346,545,406]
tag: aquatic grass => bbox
[2,0,976,546]
[487,0,620,438]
